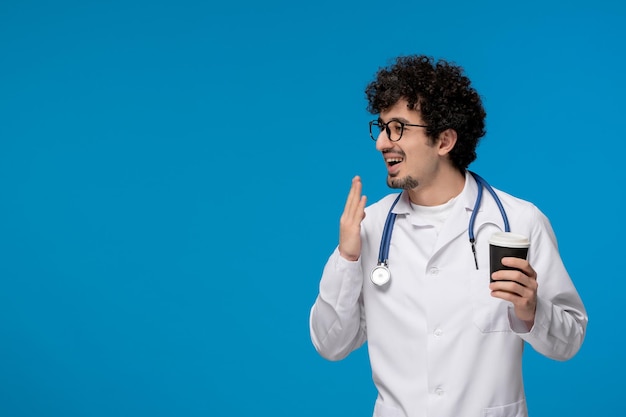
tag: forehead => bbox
[379,98,423,123]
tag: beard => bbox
[387,175,419,190]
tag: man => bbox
[309,55,587,417]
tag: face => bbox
[375,99,440,191]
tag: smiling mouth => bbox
[385,157,404,167]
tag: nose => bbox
[375,129,393,152]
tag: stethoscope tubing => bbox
[469,171,510,240]
[372,172,510,285]
[377,194,402,265]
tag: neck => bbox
[407,168,465,207]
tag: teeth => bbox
[386,158,403,163]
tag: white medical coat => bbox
[309,172,587,417]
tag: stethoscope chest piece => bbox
[371,263,391,286]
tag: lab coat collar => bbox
[389,171,493,255]
[432,171,481,256]
[389,171,479,219]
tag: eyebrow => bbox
[378,117,412,124]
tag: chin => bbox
[388,175,419,190]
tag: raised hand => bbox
[338,176,367,261]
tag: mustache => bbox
[382,150,406,158]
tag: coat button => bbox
[429,267,439,276]
[434,328,443,337]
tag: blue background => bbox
[1,0,624,415]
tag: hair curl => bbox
[365,55,486,171]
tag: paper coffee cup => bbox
[489,232,530,282]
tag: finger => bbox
[491,269,528,286]
[347,178,364,222]
[357,195,367,219]
[347,191,367,225]
[490,280,528,297]
[490,274,538,297]
[491,271,537,292]
[490,289,519,303]
[343,176,362,218]
[501,257,537,280]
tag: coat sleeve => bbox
[510,206,588,360]
[309,248,367,361]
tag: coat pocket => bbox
[469,270,512,333]
[373,398,404,417]
[484,398,527,416]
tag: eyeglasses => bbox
[369,119,428,142]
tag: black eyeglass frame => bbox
[369,119,429,142]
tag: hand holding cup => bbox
[489,232,530,282]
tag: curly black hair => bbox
[365,55,486,172]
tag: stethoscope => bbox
[370,171,510,286]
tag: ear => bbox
[437,129,458,156]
